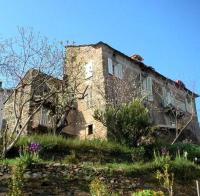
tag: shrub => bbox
[132,189,164,196]
[131,147,145,162]
[7,161,25,196]
[18,143,41,167]
[153,151,171,167]
[63,150,78,164]
[156,164,174,196]
[94,99,151,147]
[90,178,109,196]
[171,155,199,181]
[151,143,200,161]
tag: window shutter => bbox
[85,61,93,79]
[142,77,153,101]
[142,78,147,91]
[40,107,50,126]
[114,64,118,77]
[162,87,167,106]
[186,97,193,113]
[86,87,93,108]
[108,58,113,75]
[118,64,123,79]
[147,77,153,101]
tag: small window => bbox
[88,124,93,135]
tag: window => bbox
[162,88,175,107]
[85,61,93,79]
[142,76,153,101]
[108,58,113,75]
[88,124,93,135]
[40,107,50,126]
[186,97,193,113]
[176,99,186,111]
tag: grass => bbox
[82,156,200,181]
[151,143,200,161]
[16,134,133,153]
[2,133,200,182]
[0,158,19,166]
[14,134,145,163]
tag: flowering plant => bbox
[19,142,41,166]
[28,143,40,153]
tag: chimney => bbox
[130,54,144,62]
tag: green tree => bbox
[94,99,151,147]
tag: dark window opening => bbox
[88,124,93,135]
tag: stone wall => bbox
[65,45,107,139]
[0,163,198,196]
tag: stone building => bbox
[0,82,12,130]
[64,42,200,142]
[3,69,60,134]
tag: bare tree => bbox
[0,28,88,157]
[0,27,64,157]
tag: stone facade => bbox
[65,42,200,142]
[0,86,12,130]
[3,69,60,134]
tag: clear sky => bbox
[0,0,200,120]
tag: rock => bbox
[0,172,3,176]
[110,179,115,184]
[99,177,105,181]
[32,172,42,178]
[125,179,130,183]
[24,172,31,179]
[53,163,61,167]
[42,173,48,177]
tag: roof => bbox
[67,41,199,98]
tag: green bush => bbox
[94,99,151,147]
[132,189,164,196]
[153,151,171,167]
[7,161,25,196]
[171,155,199,181]
[150,143,200,161]
[90,178,109,196]
[63,150,78,164]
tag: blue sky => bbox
[0,0,200,120]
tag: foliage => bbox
[153,151,171,167]
[156,164,174,196]
[63,150,78,164]
[166,143,200,160]
[90,178,109,196]
[171,154,199,181]
[94,99,151,147]
[131,147,145,162]
[132,189,164,196]
[7,161,25,196]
